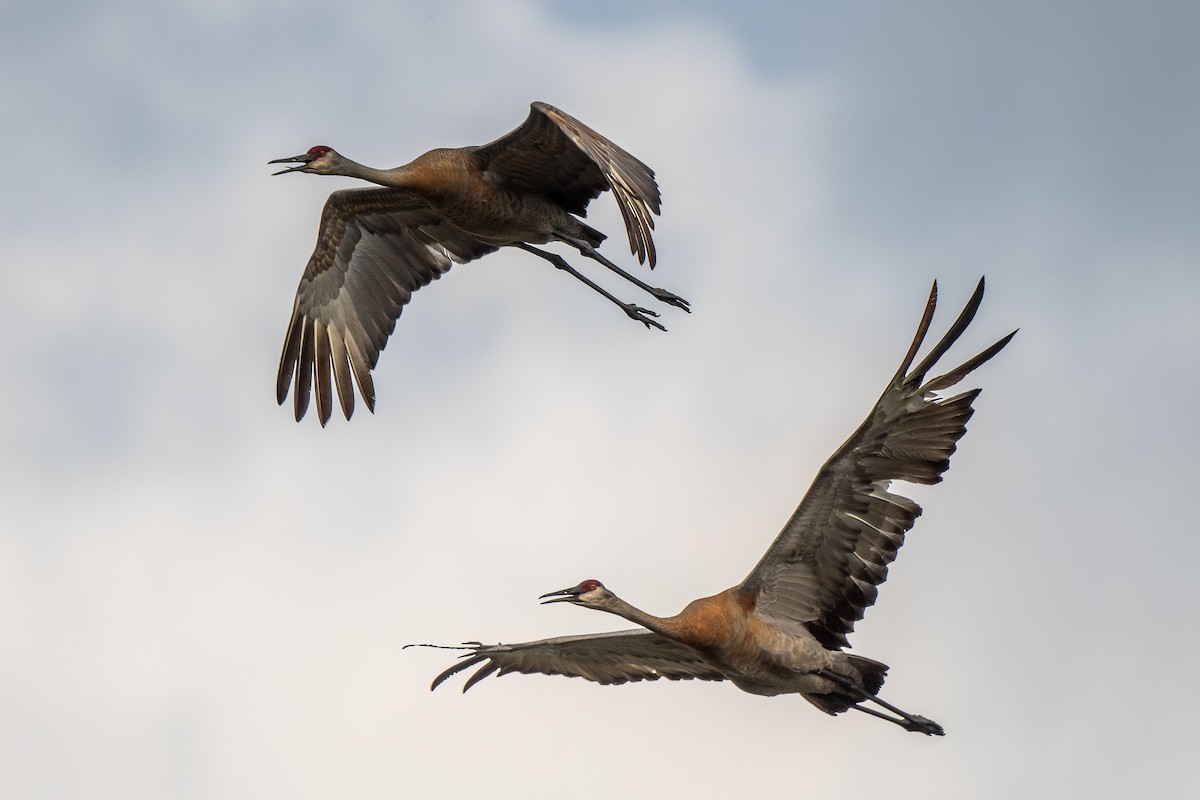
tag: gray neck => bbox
[335,158,414,188]
[599,595,676,638]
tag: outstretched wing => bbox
[738,277,1016,650]
[277,187,497,426]
[473,101,661,266]
[412,629,726,692]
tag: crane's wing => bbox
[473,101,661,266]
[738,278,1016,650]
[277,187,498,425]
[411,629,726,692]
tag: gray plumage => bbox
[271,102,685,426]
[414,278,1015,736]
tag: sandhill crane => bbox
[411,278,1015,736]
[269,101,687,426]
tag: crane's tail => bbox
[805,655,889,715]
[850,655,888,696]
[578,220,606,249]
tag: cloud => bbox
[2,1,1198,798]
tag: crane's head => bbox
[540,579,612,608]
[269,145,343,176]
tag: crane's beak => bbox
[268,154,313,175]
[539,586,583,604]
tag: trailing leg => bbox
[816,669,945,736]
[556,235,691,313]
[513,244,666,330]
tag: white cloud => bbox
[2,1,1198,798]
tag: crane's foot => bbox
[625,304,667,331]
[902,715,945,737]
[851,703,946,736]
[650,288,691,313]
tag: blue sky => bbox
[3,2,1198,798]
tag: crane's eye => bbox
[307,146,331,159]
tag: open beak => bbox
[539,586,583,605]
[268,154,313,175]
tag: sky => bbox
[3,1,1198,797]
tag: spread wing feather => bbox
[413,630,726,692]
[276,188,498,425]
[738,277,1016,650]
[473,102,661,265]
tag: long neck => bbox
[599,591,738,653]
[598,595,685,640]
[333,157,419,189]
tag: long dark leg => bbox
[848,704,947,736]
[555,235,690,313]
[512,243,666,331]
[816,669,945,736]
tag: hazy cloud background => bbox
[3,1,1197,797]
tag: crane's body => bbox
[414,278,1016,736]
[305,148,600,247]
[618,588,869,699]
[537,581,896,721]
[270,102,685,426]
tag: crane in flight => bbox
[270,101,687,425]
[411,278,1014,736]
